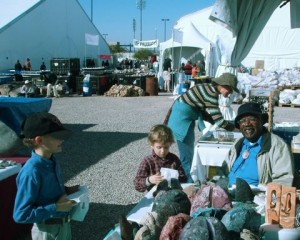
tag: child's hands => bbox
[56,194,77,212]
[65,185,80,195]
[149,172,164,185]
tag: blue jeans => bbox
[177,122,195,183]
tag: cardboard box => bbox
[255,60,265,69]
[251,68,261,76]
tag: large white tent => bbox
[159,1,300,81]
[0,0,110,71]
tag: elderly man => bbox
[222,102,294,187]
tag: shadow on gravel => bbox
[71,202,137,240]
[57,123,147,181]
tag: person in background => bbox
[183,60,193,81]
[13,112,79,240]
[221,102,295,187]
[40,62,46,71]
[167,73,239,182]
[14,60,23,82]
[134,124,187,192]
[153,59,159,76]
[191,63,200,78]
[41,72,59,98]
[19,80,36,98]
[24,58,31,71]
[163,58,172,92]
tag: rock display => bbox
[104,84,145,97]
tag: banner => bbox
[98,54,111,60]
[85,33,99,46]
[133,39,159,48]
[173,28,183,43]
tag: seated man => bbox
[41,72,59,98]
[18,80,37,98]
[221,102,294,187]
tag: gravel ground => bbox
[48,93,300,240]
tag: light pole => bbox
[161,18,169,41]
[91,0,93,22]
[136,0,146,41]
[103,34,108,40]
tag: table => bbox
[190,131,243,182]
[104,183,192,239]
[0,97,52,135]
[0,157,32,240]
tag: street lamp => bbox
[136,0,146,41]
[161,18,169,41]
[91,0,93,22]
[103,34,108,40]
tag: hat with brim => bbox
[234,102,269,128]
[212,73,240,93]
[20,112,72,140]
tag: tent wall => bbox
[0,0,110,71]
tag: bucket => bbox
[146,77,158,96]
[178,83,189,95]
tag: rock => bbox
[104,84,145,97]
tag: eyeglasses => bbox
[238,116,259,125]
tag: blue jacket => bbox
[13,151,67,223]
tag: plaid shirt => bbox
[134,151,187,192]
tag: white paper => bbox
[160,167,179,181]
[68,185,89,221]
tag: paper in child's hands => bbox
[68,185,89,221]
[160,168,179,182]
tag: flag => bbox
[85,33,99,46]
[173,28,183,43]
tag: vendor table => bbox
[190,131,243,182]
[0,157,32,240]
[0,97,52,135]
[104,183,192,239]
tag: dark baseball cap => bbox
[20,112,71,140]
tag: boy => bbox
[13,112,79,240]
[134,124,187,192]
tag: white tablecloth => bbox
[190,143,232,182]
[0,164,21,181]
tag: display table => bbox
[0,97,52,135]
[104,183,192,239]
[0,157,32,240]
[190,131,243,182]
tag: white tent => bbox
[159,1,300,81]
[158,6,234,82]
[0,0,110,71]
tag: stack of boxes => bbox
[251,60,265,76]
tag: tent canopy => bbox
[159,0,300,81]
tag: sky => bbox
[78,0,216,44]
[0,0,215,45]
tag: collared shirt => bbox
[228,136,262,187]
[178,83,231,130]
[13,151,67,224]
[134,151,187,192]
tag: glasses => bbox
[238,116,259,125]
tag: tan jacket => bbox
[222,128,295,186]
